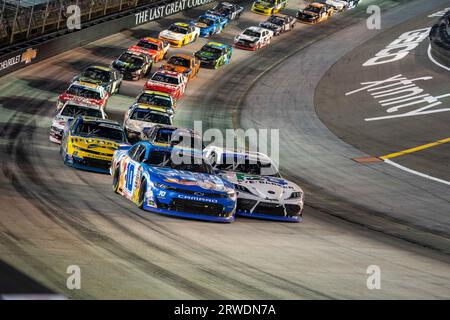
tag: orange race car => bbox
[127,37,170,63]
[161,54,200,81]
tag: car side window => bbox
[128,144,140,159]
[135,145,147,163]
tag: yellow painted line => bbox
[380,137,450,160]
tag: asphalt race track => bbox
[0,0,450,299]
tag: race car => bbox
[194,41,232,69]
[111,50,153,80]
[318,0,348,11]
[110,142,237,222]
[123,103,173,142]
[234,26,274,50]
[204,146,304,222]
[72,65,123,95]
[141,124,204,150]
[143,70,187,100]
[56,81,109,110]
[161,54,200,81]
[344,0,360,9]
[191,14,228,37]
[136,90,175,115]
[50,101,107,144]
[60,116,129,174]
[206,2,244,20]
[259,14,296,36]
[127,37,170,62]
[158,22,200,47]
[251,0,288,16]
[297,2,334,24]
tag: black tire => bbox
[138,179,147,209]
[112,166,120,193]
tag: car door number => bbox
[125,162,135,194]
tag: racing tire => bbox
[112,167,121,194]
[138,179,147,209]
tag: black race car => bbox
[111,51,153,81]
[72,65,123,95]
[206,2,244,20]
[259,14,296,36]
[194,41,232,69]
[141,124,205,150]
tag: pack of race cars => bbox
[50,1,360,223]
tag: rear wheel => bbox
[138,179,147,209]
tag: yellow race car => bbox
[158,23,200,47]
[251,0,288,16]
[60,116,129,173]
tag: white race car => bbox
[49,101,107,144]
[123,103,173,142]
[319,0,347,11]
[204,147,304,222]
[234,26,274,50]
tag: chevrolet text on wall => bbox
[135,0,215,25]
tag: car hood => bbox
[147,166,231,193]
[128,46,158,57]
[159,30,185,41]
[236,34,259,42]
[163,64,190,74]
[52,115,73,129]
[220,171,302,201]
[260,22,281,30]
[71,137,122,155]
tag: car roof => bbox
[133,103,170,113]
[206,41,228,48]
[174,22,189,27]
[85,65,113,72]
[154,70,180,77]
[207,146,272,163]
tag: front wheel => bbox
[138,179,147,209]
[112,166,121,193]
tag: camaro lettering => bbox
[177,195,218,203]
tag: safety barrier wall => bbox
[0,0,219,77]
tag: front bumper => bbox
[197,58,218,68]
[235,197,303,222]
[234,43,258,51]
[63,153,111,174]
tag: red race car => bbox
[143,70,187,100]
[128,37,170,63]
[56,81,109,110]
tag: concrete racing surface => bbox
[0,0,450,299]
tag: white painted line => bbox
[427,44,450,72]
[384,158,450,187]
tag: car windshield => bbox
[268,16,284,25]
[153,129,203,149]
[151,73,179,84]
[196,17,214,26]
[75,122,126,142]
[137,93,172,108]
[118,53,144,67]
[215,158,280,177]
[66,85,101,100]
[243,29,260,38]
[60,104,103,118]
[136,40,159,51]
[306,6,321,13]
[80,68,111,82]
[257,0,275,6]
[167,56,191,68]
[130,109,172,124]
[146,150,212,174]
[202,45,223,55]
[168,25,188,34]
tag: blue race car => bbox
[191,14,228,37]
[110,141,237,222]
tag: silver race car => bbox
[204,147,304,222]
